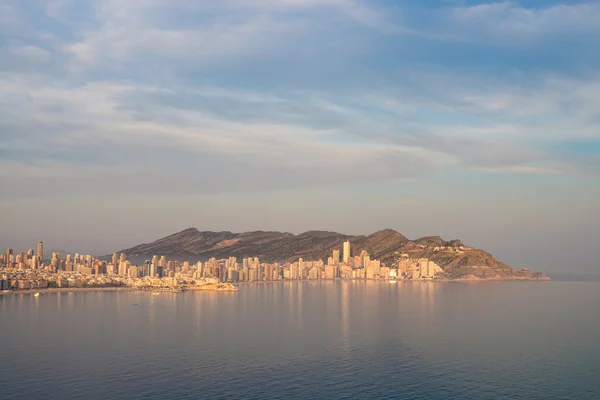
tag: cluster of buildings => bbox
[1,240,442,291]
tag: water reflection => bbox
[1,282,599,400]
[340,281,350,354]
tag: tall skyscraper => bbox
[118,261,128,276]
[112,253,118,266]
[264,264,273,281]
[51,252,60,269]
[343,241,351,264]
[37,241,44,261]
[333,249,340,265]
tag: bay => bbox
[1,281,599,399]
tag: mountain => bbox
[119,228,356,264]
[115,228,548,280]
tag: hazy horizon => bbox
[1,0,599,274]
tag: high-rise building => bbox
[398,259,409,277]
[128,266,140,278]
[291,263,299,280]
[363,255,371,269]
[112,253,118,266]
[264,264,273,281]
[118,261,128,276]
[51,252,60,269]
[333,249,340,265]
[342,241,351,264]
[37,241,44,261]
[225,257,236,270]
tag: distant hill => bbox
[114,228,548,280]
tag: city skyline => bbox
[1,0,599,274]
[0,220,597,276]
[3,236,547,293]
[0,238,428,291]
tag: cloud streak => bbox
[0,0,599,200]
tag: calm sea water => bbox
[1,281,599,400]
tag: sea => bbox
[1,280,599,400]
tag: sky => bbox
[1,0,599,273]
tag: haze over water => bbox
[1,281,599,399]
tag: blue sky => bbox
[1,0,599,273]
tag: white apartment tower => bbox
[342,241,351,264]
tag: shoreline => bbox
[0,277,551,296]
[0,287,137,296]
[235,277,551,284]
[0,286,237,296]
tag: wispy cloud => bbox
[474,165,566,175]
[447,1,600,41]
[0,0,599,202]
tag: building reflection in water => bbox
[340,281,350,354]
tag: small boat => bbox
[34,292,40,297]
